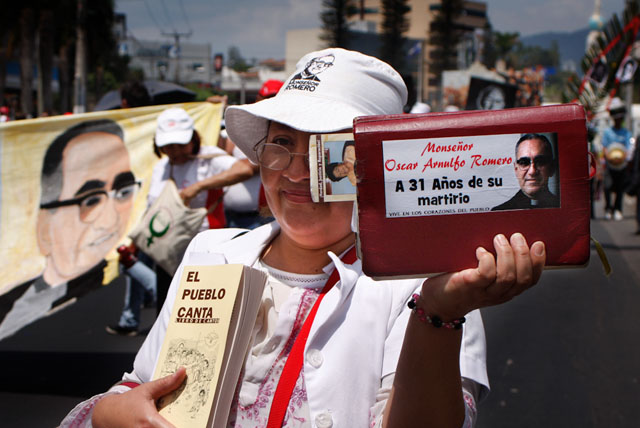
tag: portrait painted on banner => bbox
[0,101,223,339]
[0,119,138,337]
[492,133,560,211]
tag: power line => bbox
[143,0,165,35]
[159,0,178,33]
[178,0,193,33]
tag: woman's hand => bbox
[179,183,201,206]
[92,368,186,428]
[421,233,546,320]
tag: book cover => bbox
[353,104,590,278]
[153,264,267,428]
[310,132,357,202]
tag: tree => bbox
[493,31,520,68]
[429,0,464,77]
[320,0,356,48]
[3,1,120,115]
[19,7,37,118]
[481,22,497,69]
[227,46,250,72]
[85,0,122,104]
[54,0,78,114]
[380,0,410,72]
[510,41,560,69]
[38,7,55,116]
[0,3,21,110]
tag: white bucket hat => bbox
[155,107,195,147]
[225,48,408,163]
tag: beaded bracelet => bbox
[407,293,466,329]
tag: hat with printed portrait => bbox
[224,48,408,164]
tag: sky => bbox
[115,0,629,60]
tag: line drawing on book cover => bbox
[157,332,220,418]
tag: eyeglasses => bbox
[255,143,309,171]
[515,155,552,171]
[40,181,141,223]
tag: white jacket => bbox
[62,222,488,428]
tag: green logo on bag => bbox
[147,211,170,246]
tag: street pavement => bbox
[477,196,640,428]
[0,197,638,427]
[0,274,156,427]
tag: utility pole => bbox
[162,30,192,83]
[73,0,87,113]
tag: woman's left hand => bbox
[420,232,546,321]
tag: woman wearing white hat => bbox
[62,49,546,428]
[107,107,254,336]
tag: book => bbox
[153,264,267,427]
[309,132,357,202]
[352,104,591,278]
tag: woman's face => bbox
[333,163,350,178]
[260,122,354,249]
[160,142,194,165]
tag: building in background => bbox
[118,37,213,84]
[285,0,488,108]
[115,13,286,105]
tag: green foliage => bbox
[509,41,560,69]
[493,31,519,66]
[380,0,410,72]
[544,70,575,103]
[320,0,355,48]
[489,30,559,70]
[227,46,250,72]
[185,83,224,102]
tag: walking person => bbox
[106,107,253,335]
[602,98,632,220]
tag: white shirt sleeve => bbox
[369,375,481,428]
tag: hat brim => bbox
[225,93,364,164]
[155,129,194,147]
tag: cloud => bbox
[150,0,320,58]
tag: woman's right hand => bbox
[92,368,186,428]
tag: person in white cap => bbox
[409,101,431,114]
[106,107,253,336]
[62,49,547,428]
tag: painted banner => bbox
[382,132,560,218]
[0,101,223,340]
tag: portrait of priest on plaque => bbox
[492,133,560,211]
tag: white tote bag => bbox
[129,179,208,275]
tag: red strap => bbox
[258,184,267,210]
[119,382,140,389]
[206,188,226,229]
[266,247,357,428]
